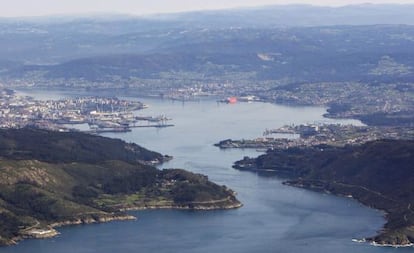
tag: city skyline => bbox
[0,0,414,17]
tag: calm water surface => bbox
[3,91,409,253]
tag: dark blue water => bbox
[2,93,408,252]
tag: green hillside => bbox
[0,128,241,246]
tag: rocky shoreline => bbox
[5,198,242,247]
[6,213,137,246]
[48,214,137,228]
[120,198,243,211]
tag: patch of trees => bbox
[0,184,59,221]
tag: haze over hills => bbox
[148,4,414,27]
[3,4,414,26]
[3,25,414,84]
[1,4,414,64]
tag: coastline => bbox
[283,179,414,247]
[370,241,414,248]
[232,139,414,248]
[6,199,242,247]
[120,198,243,211]
[8,213,137,246]
[0,127,244,248]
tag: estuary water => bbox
[2,92,410,253]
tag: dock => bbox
[130,124,174,128]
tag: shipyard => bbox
[0,89,173,133]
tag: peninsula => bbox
[233,139,414,246]
[215,124,414,150]
[0,128,241,246]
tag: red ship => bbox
[227,97,237,104]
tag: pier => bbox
[130,124,175,128]
[0,90,175,133]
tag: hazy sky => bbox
[1,0,414,17]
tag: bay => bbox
[2,92,407,253]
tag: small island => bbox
[233,139,414,247]
[0,128,241,246]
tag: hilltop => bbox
[0,128,241,246]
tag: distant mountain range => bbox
[3,25,414,84]
[1,4,414,64]
[149,4,414,27]
[1,4,414,85]
[4,4,414,27]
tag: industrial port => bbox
[0,89,174,133]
